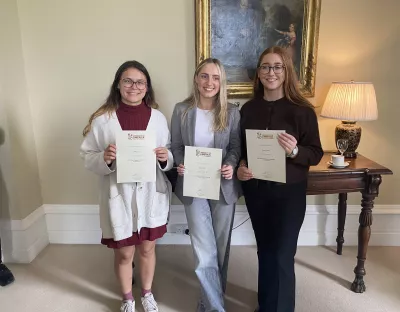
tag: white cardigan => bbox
[80,109,173,241]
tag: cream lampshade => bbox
[321,81,378,158]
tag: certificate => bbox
[246,130,286,183]
[183,146,222,200]
[116,130,156,183]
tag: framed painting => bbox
[195,0,321,98]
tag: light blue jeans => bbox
[184,197,236,312]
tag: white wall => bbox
[16,0,195,206]
[0,0,42,220]
[311,0,399,205]
[1,0,399,217]
[1,0,400,262]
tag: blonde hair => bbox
[183,58,228,131]
[253,46,313,109]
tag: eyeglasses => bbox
[120,78,147,90]
[258,65,285,74]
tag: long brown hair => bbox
[82,60,158,136]
[253,46,313,109]
[183,58,228,131]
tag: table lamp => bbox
[320,81,378,158]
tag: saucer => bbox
[327,161,350,169]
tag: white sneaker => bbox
[141,293,159,312]
[120,300,135,312]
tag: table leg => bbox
[336,193,347,255]
[351,175,382,293]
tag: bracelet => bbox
[239,162,247,167]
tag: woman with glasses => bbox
[80,60,173,312]
[171,58,241,312]
[237,47,323,312]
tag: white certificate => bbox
[116,130,156,183]
[183,146,222,200]
[246,129,286,183]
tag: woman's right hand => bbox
[237,165,253,181]
[177,164,185,176]
[104,144,116,165]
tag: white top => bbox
[194,108,214,148]
[80,109,173,241]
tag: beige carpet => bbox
[0,245,399,312]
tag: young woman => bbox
[80,60,173,312]
[171,58,241,312]
[238,47,323,312]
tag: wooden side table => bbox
[307,152,393,293]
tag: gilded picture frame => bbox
[195,0,321,98]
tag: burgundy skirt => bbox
[101,224,167,248]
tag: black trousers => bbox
[243,179,307,312]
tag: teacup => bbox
[331,155,345,166]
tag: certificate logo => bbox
[196,149,212,157]
[196,189,205,196]
[257,132,274,140]
[128,134,145,140]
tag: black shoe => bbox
[0,263,15,286]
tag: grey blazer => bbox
[171,102,242,205]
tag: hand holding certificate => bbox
[116,130,156,183]
[246,130,286,183]
[183,146,222,200]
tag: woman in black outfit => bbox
[237,46,323,312]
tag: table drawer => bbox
[307,176,365,195]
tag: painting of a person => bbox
[211,0,266,82]
[274,23,297,63]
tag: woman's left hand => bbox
[221,164,233,180]
[278,133,297,155]
[154,147,168,162]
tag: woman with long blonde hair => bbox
[238,46,323,312]
[171,58,241,312]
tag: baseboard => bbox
[44,204,400,247]
[2,203,399,263]
[44,205,102,244]
[0,206,49,263]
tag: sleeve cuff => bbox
[158,150,174,171]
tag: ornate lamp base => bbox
[335,121,361,158]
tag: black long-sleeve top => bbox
[240,96,323,184]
